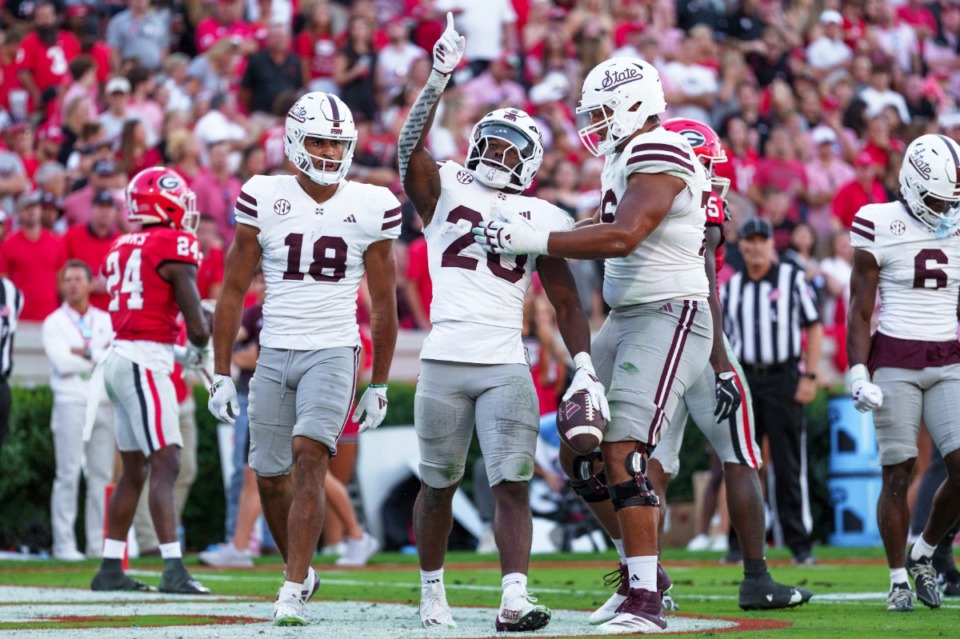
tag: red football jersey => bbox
[705,192,727,277]
[105,226,200,344]
[14,31,81,93]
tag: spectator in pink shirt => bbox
[192,140,242,247]
[461,53,526,114]
[804,126,855,236]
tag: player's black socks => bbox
[100,558,123,572]
[743,559,768,580]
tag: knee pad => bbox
[570,452,609,503]
[609,449,660,511]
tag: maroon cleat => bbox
[596,588,667,634]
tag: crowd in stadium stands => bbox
[2,0,960,555]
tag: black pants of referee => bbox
[0,377,10,458]
[745,365,814,560]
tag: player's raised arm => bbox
[397,12,464,225]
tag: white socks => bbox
[281,580,303,600]
[626,556,658,592]
[911,536,936,561]
[612,539,626,562]
[159,542,182,559]
[890,567,908,589]
[421,568,444,588]
[102,538,126,559]
[502,573,527,601]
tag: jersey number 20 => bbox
[442,206,527,283]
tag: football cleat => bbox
[198,543,253,568]
[335,532,379,567]
[302,567,320,602]
[274,591,308,626]
[887,582,915,612]
[158,564,211,595]
[91,569,155,592]
[495,592,551,632]
[419,583,456,629]
[738,574,813,610]
[907,551,942,609]
[596,588,667,634]
[590,564,629,624]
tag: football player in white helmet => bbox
[398,13,606,633]
[473,56,715,633]
[210,91,400,626]
[848,133,960,613]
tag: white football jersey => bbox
[420,161,574,365]
[851,201,960,341]
[599,127,711,308]
[235,175,401,350]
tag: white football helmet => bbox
[466,108,544,193]
[284,92,358,185]
[899,134,960,236]
[576,57,667,157]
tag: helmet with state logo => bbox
[899,134,960,235]
[285,92,358,185]
[466,108,544,193]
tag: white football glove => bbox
[473,210,550,255]
[355,385,388,433]
[173,342,207,371]
[433,13,465,75]
[849,364,883,413]
[562,353,610,421]
[208,374,240,425]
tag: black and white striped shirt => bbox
[0,277,24,380]
[720,261,821,366]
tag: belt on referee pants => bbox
[741,360,797,376]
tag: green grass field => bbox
[0,546,955,638]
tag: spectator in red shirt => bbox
[0,28,30,117]
[195,215,225,300]
[296,0,339,95]
[3,122,38,183]
[403,234,431,331]
[896,0,939,41]
[196,0,257,56]
[63,190,119,310]
[832,152,889,229]
[15,2,81,110]
[749,126,809,223]
[0,190,66,321]
[192,140,242,247]
[716,115,760,196]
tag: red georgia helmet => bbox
[126,167,198,233]
[662,118,730,197]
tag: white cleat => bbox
[301,567,319,603]
[495,592,551,632]
[273,591,308,627]
[419,583,457,629]
[590,591,628,625]
[685,533,711,552]
[198,543,254,568]
[335,532,380,567]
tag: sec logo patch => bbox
[890,220,905,235]
[456,170,474,184]
[274,199,291,216]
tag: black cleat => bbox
[91,570,156,592]
[159,565,211,595]
[739,574,813,611]
[907,550,942,609]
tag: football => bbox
[556,390,607,455]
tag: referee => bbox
[0,274,24,457]
[720,218,822,565]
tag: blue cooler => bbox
[828,396,880,474]
[828,473,883,547]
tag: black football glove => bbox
[714,371,742,422]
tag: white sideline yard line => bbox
[127,570,960,608]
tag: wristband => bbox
[426,69,450,91]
